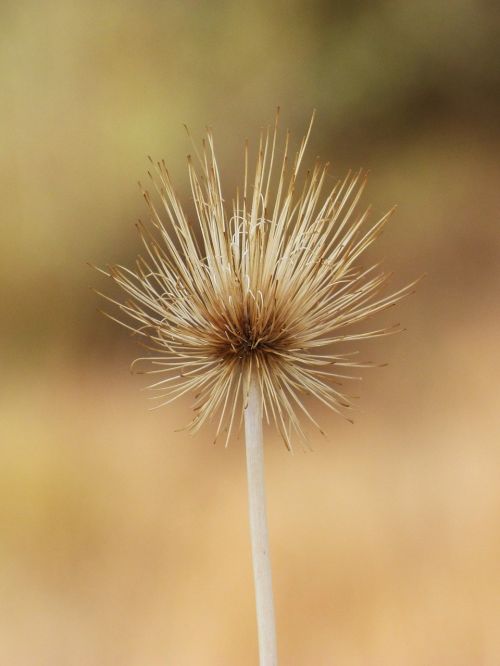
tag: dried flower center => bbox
[215,312,290,362]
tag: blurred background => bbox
[1,1,499,664]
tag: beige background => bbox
[1,1,499,664]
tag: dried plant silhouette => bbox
[95,111,416,450]
[95,111,417,666]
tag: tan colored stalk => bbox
[244,374,277,666]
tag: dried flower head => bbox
[96,111,415,449]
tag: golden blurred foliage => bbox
[1,1,499,663]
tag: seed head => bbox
[96,111,416,448]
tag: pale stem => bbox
[244,374,278,666]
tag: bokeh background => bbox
[1,1,499,664]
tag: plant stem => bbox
[244,374,278,666]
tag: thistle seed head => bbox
[97,111,416,449]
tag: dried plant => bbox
[95,110,416,665]
[96,111,415,449]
